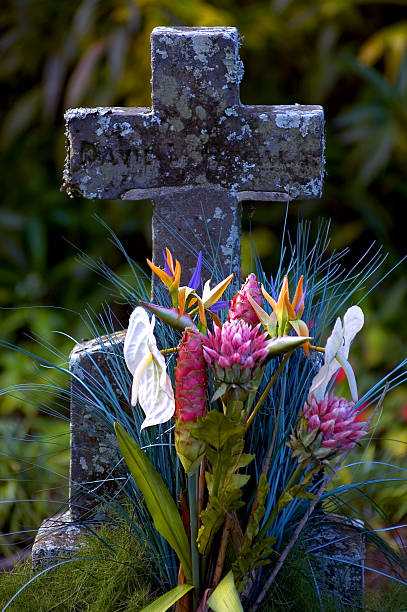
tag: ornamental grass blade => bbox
[141,585,194,612]
[114,422,192,583]
[207,571,243,611]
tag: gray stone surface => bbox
[69,331,126,520]
[152,185,242,290]
[32,510,84,570]
[63,28,324,201]
[306,514,365,605]
[62,26,324,284]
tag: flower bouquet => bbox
[113,245,390,612]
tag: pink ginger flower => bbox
[305,394,367,451]
[174,327,207,474]
[203,319,269,402]
[228,273,263,327]
[290,394,367,463]
[175,327,207,422]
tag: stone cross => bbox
[33,27,339,573]
[63,26,324,287]
[61,25,324,518]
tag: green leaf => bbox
[197,495,227,556]
[195,412,253,555]
[207,571,243,611]
[141,585,194,612]
[192,410,245,449]
[114,422,192,583]
[233,537,276,593]
[244,474,270,544]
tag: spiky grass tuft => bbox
[0,512,158,611]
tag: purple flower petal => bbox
[269,275,278,301]
[188,251,202,290]
[295,282,307,315]
[210,300,230,313]
[163,251,172,275]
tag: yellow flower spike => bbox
[292,275,304,317]
[202,273,233,308]
[262,276,307,336]
[246,293,278,336]
[177,286,195,319]
[290,318,311,358]
[262,282,290,335]
[246,293,271,327]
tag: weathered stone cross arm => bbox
[63,26,324,284]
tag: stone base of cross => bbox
[32,27,363,604]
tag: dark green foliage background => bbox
[1,0,406,552]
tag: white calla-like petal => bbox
[343,305,364,358]
[124,307,175,429]
[308,306,364,403]
[325,318,343,364]
[308,363,330,403]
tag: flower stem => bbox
[245,352,292,431]
[242,393,283,548]
[188,473,200,603]
[309,344,325,353]
[212,514,232,589]
[249,456,342,612]
[160,346,179,354]
[198,457,207,528]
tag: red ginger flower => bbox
[174,327,207,475]
[228,273,263,327]
[175,327,207,422]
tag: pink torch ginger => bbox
[203,319,269,403]
[290,394,367,463]
[305,394,367,451]
[228,273,263,327]
[174,327,207,474]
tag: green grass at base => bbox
[0,521,158,612]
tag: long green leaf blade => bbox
[207,571,243,611]
[114,422,192,583]
[141,585,194,612]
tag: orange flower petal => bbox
[277,276,289,306]
[165,248,175,275]
[284,292,296,320]
[169,260,181,293]
[261,285,278,311]
[147,258,173,288]
[292,275,304,317]
[197,297,207,329]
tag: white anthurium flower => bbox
[308,305,364,404]
[124,307,175,430]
